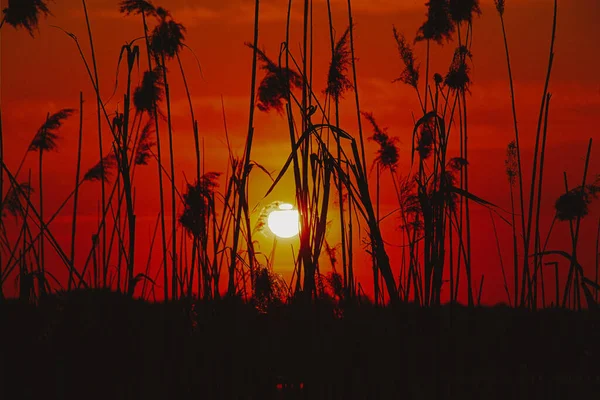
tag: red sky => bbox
[1,0,599,304]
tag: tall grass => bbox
[68,93,84,290]
[82,0,108,288]
[493,0,527,307]
[0,0,597,314]
[227,0,260,298]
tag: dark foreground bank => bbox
[1,290,600,400]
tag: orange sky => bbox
[1,0,599,303]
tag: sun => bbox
[267,203,300,239]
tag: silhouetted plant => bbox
[135,122,156,165]
[555,179,600,222]
[323,22,354,297]
[504,140,520,305]
[325,26,353,102]
[447,156,468,172]
[505,141,518,185]
[180,170,230,300]
[133,67,164,115]
[324,240,339,270]
[1,182,33,217]
[179,172,221,239]
[415,0,454,44]
[494,0,505,16]
[149,8,186,60]
[413,0,453,114]
[396,177,421,225]
[362,112,399,171]
[253,266,287,310]
[119,0,156,16]
[1,0,50,36]
[120,0,169,301]
[325,271,344,300]
[28,109,75,152]
[443,40,475,304]
[445,45,472,92]
[443,157,467,210]
[247,43,302,113]
[227,0,260,299]
[448,0,481,24]
[520,0,558,308]
[83,153,117,183]
[149,6,187,299]
[28,109,75,286]
[253,201,282,236]
[416,121,434,159]
[392,27,420,89]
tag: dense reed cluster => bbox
[0,0,597,314]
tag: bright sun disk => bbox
[267,203,300,238]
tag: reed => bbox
[68,93,84,290]
[0,0,597,317]
[521,0,557,307]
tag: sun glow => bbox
[267,203,300,239]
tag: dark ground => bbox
[1,289,600,399]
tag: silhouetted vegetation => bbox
[0,0,595,306]
[0,0,599,396]
[1,290,600,399]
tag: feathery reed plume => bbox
[246,43,303,113]
[505,140,518,185]
[415,0,454,44]
[325,271,344,300]
[29,108,74,285]
[325,240,339,270]
[1,0,50,36]
[448,0,481,24]
[555,177,600,222]
[374,136,400,170]
[179,172,221,238]
[505,141,520,306]
[28,109,76,152]
[155,6,169,19]
[1,182,33,217]
[149,6,186,299]
[444,157,468,210]
[447,156,468,172]
[254,267,275,303]
[416,120,434,159]
[253,266,286,309]
[133,67,164,115]
[120,0,169,300]
[227,0,258,299]
[135,121,156,165]
[362,112,399,170]
[445,45,472,91]
[149,8,186,60]
[83,153,117,182]
[439,172,459,212]
[362,112,387,143]
[253,201,282,236]
[119,0,156,16]
[325,26,353,102]
[398,181,423,231]
[392,27,420,88]
[494,0,505,16]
